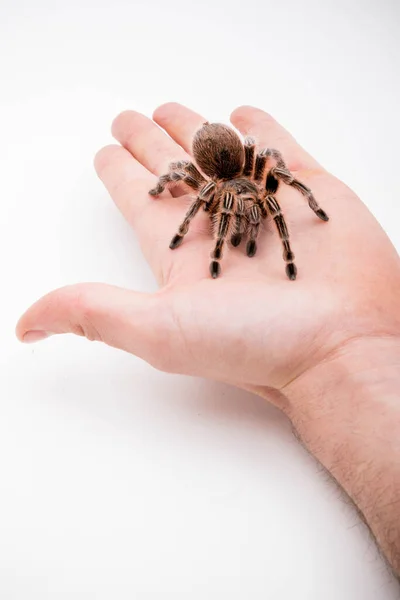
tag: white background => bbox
[1,0,400,598]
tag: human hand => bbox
[16,103,400,411]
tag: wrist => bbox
[283,335,400,435]
[283,335,400,574]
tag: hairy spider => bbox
[149,122,329,280]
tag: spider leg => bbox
[149,160,206,196]
[169,181,216,249]
[209,191,237,278]
[252,147,279,183]
[245,203,262,257]
[230,197,246,247]
[203,184,218,212]
[264,195,297,280]
[243,137,256,177]
[272,165,329,221]
[254,147,328,222]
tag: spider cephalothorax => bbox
[149,122,329,279]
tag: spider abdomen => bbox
[149,120,329,280]
[192,123,245,180]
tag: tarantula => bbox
[149,122,329,279]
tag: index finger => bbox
[94,144,186,283]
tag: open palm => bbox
[17,103,400,407]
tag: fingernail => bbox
[23,330,53,343]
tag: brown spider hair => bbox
[149,121,329,279]
[192,123,245,180]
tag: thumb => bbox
[16,283,170,367]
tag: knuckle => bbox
[144,292,181,373]
[68,285,103,343]
[149,352,177,374]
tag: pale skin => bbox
[16,103,400,576]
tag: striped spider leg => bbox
[149,160,206,196]
[253,148,329,222]
[263,194,297,280]
[169,181,216,249]
[210,189,242,278]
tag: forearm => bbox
[284,337,400,575]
